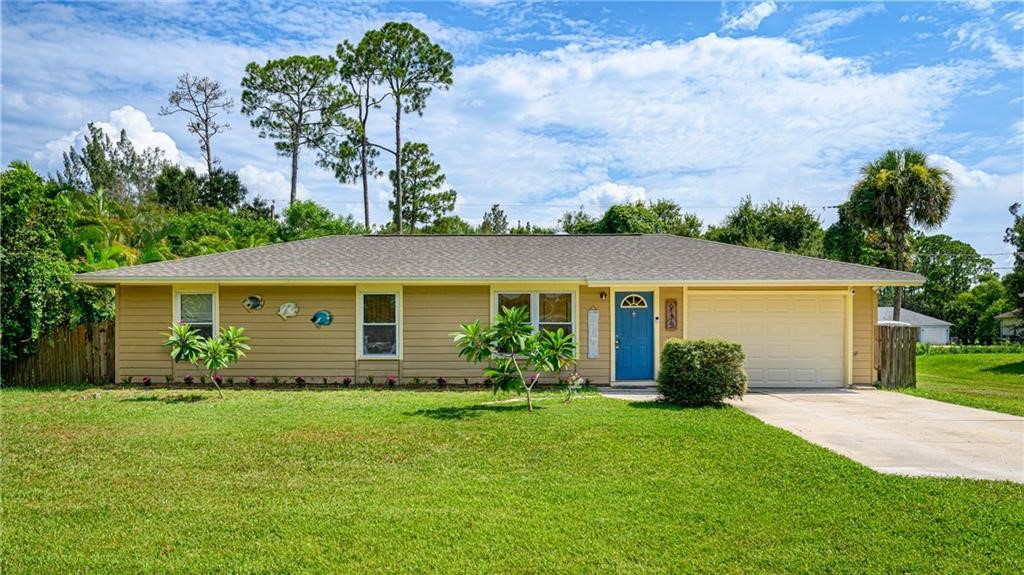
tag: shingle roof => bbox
[74,234,924,285]
[995,308,1021,320]
[877,307,951,327]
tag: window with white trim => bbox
[178,292,215,339]
[361,293,398,356]
[496,292,574,335]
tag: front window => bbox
[539,293,573,335]
[362,293,398,356]
[495,291,574,335]
[178,293,215,339]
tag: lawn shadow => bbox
[405,402,540,420]
[980,361,1024,377]
[628,400,732,411]
[121,393,209,404]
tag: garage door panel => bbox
[689,293,844,388]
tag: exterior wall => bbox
[577,286,611,384]
[851,287,876,385]
[219,285,356,381]
[1000,318,1023,338]
[401,285,489,383]
[659,286,684,344]
[117,285,173,381]
[114,281,883,387]
[919,326,950,345]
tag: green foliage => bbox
[916,343,1024,355]
[904,234,994,320]
[363,21,454,233]
[561,200,703,236]
[163,322,203,364]
[280,200,363,241]
[823,202,887,266]
[0,162,75,360]
[241,55,351,205]
[945,274,1013,344]
[848,148,955,317]
[452,306,578,411]
[1005,202,1024,311]
[421,215,474,234]
[57,123,167,202]
[163,324,251,398]
[388,142,456,231]
[509,221,555,235]
[657,338,748,406]
[479,204,508,234]
[155,164,202,210]
[705,196,823,256]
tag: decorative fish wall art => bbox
[277,302,299,320]
[242,295,264,312]
[310,310,333,328]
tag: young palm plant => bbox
[452,306,577,412]
[163,324,251,399]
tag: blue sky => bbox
[2,1,1021,267]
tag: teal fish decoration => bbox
[311,310,332,328]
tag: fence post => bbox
[877,321,917,388]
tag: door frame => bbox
[609,287,660,384]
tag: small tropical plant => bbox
[452,306,577,412]
[295,375,306,387]
[436,376,447,387]
[341,376,352,387]
[162,324,251,399]
[247,376,258,387]
[142,376,152,387]
[366,375,375,386]
[183,374,194,385]
[386,376,397,387]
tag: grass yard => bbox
[908,353,1024,416]
[3,388,1022,574]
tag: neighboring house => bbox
[996,309,1023,341]
[877,307,952,345]
[74,234,922,389]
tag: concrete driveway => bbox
[600,387,1024,482]
[730,389,1024,483]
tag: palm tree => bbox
[848,148,955,320]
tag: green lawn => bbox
[3,388,1022,574]
[906,353,1024,416]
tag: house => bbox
[996,309,1022,341]
[877,307,952,345]
[74,234,922,388]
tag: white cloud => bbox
[953,19,1024,69]
[415,33,967,231]
[792,4,886,40]
[40,106,203,172]
[571,181,647,208]
[722,1,777,33]
[1005,11,1024,30]
[926,154,1023,265]
[238,164,310,206]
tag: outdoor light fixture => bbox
[600,291,608,300]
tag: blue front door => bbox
[616,292,654,380]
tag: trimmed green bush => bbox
[917,343,1024,356]
[657,338,747,406]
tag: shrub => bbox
[657,338,747,406]
[341,376,352,387]
[295,376,305,387]
[916,343,1024,355]
[247,376,257,388]
[386,376,397,387]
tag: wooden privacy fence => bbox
[2,322,115,386]
[877,321,917,388]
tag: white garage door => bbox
[688,293,845,388]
